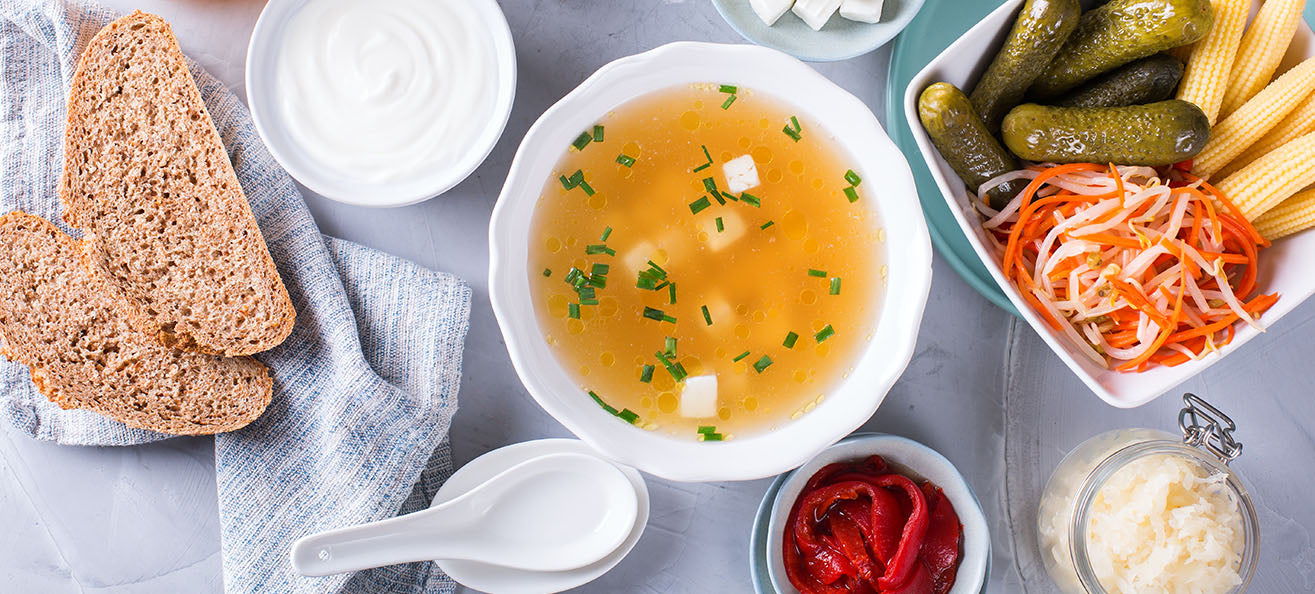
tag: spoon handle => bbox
[290,507,473,576]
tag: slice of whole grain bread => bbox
[60,11,295,356]
[0,212,272,435]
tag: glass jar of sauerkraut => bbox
[1036,394,1260,594]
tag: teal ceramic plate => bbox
[884,0,1017,315]
[711,0,927,62]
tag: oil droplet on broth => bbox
[546,237,562,253]
[782,211,807,240]
[680,111,700,131]
[800,289,817,305]
[588,193,607,209]
[804,238,819,254]
[738,136,751,149]
[599,297,619,316]
[657,392,678,413]
[547,294,570,318]
[734,323,751,339]
[767,168,783,184]
[579,365,590,377]
[718,407,732,421]
[743,396,759,412]
[751,145,773,164]
[640,396,654,408]
[567,319,585,335]
[600,352,615,367]
[788,160,804,175]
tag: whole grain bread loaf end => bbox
[60,11,295,356]
[0,212,272,435]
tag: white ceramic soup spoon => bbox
[289,452,640,576]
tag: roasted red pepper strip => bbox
[830,513,882,586]
[882,559,933,594]
[919,483,964,594]
[870,474,929,591]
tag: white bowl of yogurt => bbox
[246,0,516,207]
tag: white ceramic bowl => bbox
[244,0,516,207]
[903,0,1315,408]
[764,433,990,594]
[489,42,933,482]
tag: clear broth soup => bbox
[528,84,885,440]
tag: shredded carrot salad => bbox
[978,163,1279,372]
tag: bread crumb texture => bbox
[0,212,272,435]
[60,11,295,356]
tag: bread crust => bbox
[59,11,295,357]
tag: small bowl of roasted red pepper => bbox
[763,433,989,594]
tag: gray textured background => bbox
[2,1,1312,592]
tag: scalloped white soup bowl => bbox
[489,42,933,482]
[904,0,1315,408]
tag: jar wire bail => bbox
[1178,392,1243,465]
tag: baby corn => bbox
[1177,0,1251,124]
[1215,131,1315,221]
[1193,57,1315,179]
[1216,92,1315,179]
[1254,187,1315,240]
[1219,0,1307,118]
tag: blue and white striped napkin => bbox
[0,1,470,592]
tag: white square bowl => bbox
[902,0,1315,407]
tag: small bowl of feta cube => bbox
[710,0,926,62]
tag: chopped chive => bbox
[703,177,719,195]
[637,276,658,290]
[616,154,636,167]
[702,305,713,326]
[640,365,655,383]
[663,313,677,323]
[669,362,688,381]
[790,116,801,132]
[721,94,737,110]
[654,280,670,291]
[741,193,761,207]
[617,408,639,424]
[808,268,828,277]
[568,170,585,186]
[783,125,801,142]
[664,337,677,358]
[542,268,552,277]
[600,227,612,241]
[784,331,799,349]
[577,286,595,300]
[815,324,835,343]
[559,175,573,189]
[721,190,739,202]
[719,84,738,94]
[580,297,599,306]
[602,402,619,415]
[713,192,726,206]
[668,282,677,304]
[572,132,592,151]
[593,125,604,142]
[760,220,775,230]
[699,432,724,442]
[753,355,774,373]
[588,275,607,289]
[715,217,725,232]
[693,161,712,173]
[698,425,718,434]
[591,263,610,276]
[643,307,666,321]
[733,350,751,362]
[830,277,842,295]
[689,196,712,214]
[579,181,596,196]
[585,244,614,255]
[647,260,667,275]
[844,186,860,204]
[845,169,862,186]
[568,303,580,319]
[702,145,713,164]
[654,350,672,366]
[564,267,581,284]
[589,390,604,405]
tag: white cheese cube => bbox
[839,0,884,23]
[792,0,841,30]
[750,0,795,26]
[679,375,719,418]
[722,154,760,194]
[703,208,746,253]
